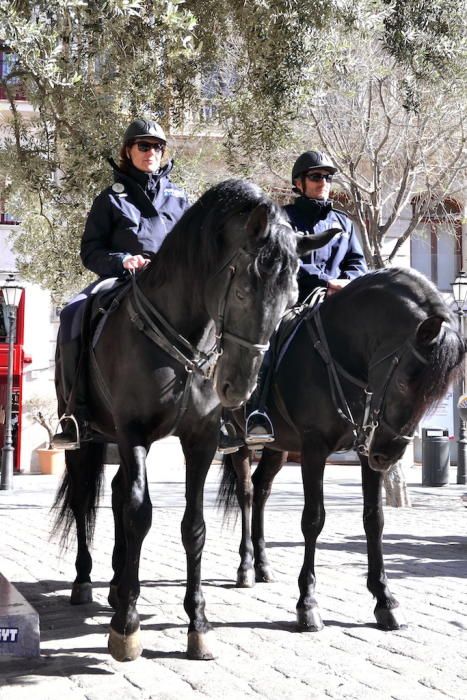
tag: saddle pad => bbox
[275,287,326,370]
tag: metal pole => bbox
[457,308,467,485]
[0,307,17,491]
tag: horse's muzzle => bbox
[368,451,398,472]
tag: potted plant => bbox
[24,394,65,475]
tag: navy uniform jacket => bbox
[284,200,367,298]
[81,159,189,278]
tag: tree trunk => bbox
[383,461,412,507]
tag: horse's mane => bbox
[342,267,455,323]
[340,267,464,428]
[141,179,297,302]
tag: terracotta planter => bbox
[37,448,65,475]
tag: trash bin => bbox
[421,428,450,486]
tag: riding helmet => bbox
[123,118,166,144]
[291,151,337,184]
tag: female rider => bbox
[53,118,189,448]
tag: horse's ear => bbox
[246,203,269,242]
[416,316,444,346]
[295,228,341,256]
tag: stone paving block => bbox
[0,458,466,699]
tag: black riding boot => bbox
[53,338,92,450]
[218,419,244,454]
[217,358,275,453]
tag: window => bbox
[0,47,26,101]
[410,198,462,292]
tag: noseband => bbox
[306,309,429,456]
[211,247,270,362]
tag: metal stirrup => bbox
[53,414,80,450]
[245,410,275,445]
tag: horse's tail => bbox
[216,453,239,525]
[51,443,106,551]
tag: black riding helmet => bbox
[124,118,167,144]
[291,150,337,184]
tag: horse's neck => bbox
[139,271,212,346]
[321,295,372,372]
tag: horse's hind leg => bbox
[252,449,287,583]
[53,443,105,605]
[230,447,255,588]
[361,456,407,630]
[108,443,152,662]
[296,440,326,632]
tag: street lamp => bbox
[0,276,23,491]
[451,270,467,485]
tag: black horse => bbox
[52,178,337,662]
[219,267,465,632]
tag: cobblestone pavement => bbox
[0,439,466,700]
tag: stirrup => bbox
[52,414,80,451]
[245,410,275,446]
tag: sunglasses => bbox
[306,172,333,182]
[135,141,165,153]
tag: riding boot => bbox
[218,418,244,454]
[53,338,94,450]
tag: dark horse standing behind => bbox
[52,179,338,662]
[219,267,465,631]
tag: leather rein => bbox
[305,308,429,455]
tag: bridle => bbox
[306,308,430,456]
[127,247,270,380]
[125,247,271,434]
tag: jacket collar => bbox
[107,158,175,216]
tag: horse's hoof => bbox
[108,626,142,662]
[236,569,255,588]
[375,605,407,630]
[108,584,118,610]
[70,581,92,605]
[255,566,275,583]
[187,630,217,660]
[296,607,324,632]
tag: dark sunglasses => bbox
[306,172,333,182]
[135,141,165,153]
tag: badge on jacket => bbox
[164,187,185,198]
[112,183,125,194]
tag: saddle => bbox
[247,287,326,414]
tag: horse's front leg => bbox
[180,439,217,660]
[108,464,125,610]
[296,439,326,632]
[361,456,407,630]
[252,448,287,583]
[108,443,152,662]
[230,447,256,587]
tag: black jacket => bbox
[81,159,189,278]
[284,197,367,298]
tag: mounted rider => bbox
[230,150,369,449]
[53,118,189,449]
